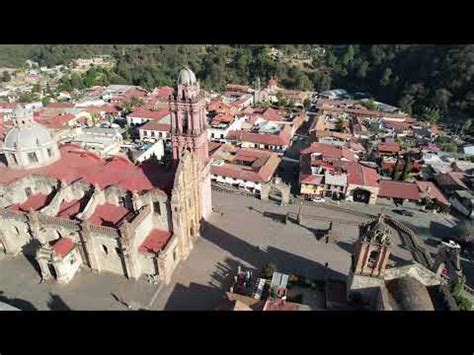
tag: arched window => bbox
[367,250,379,268]
[102,245,108,255]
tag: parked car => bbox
[312,197,326,203]
[392,209,415,217]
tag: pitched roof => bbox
[378,180,421,200]
[9,193,53,212]
[262,107,284,122]
[139,229,173,254]
[300,142,357,162]
[46,102,74,109]
[139,119,171,132]
[128,107,169,120]
[211,146,280,183]
[0,144,175,195]
[346,162,379,187]
[87,203,132,227]
[52,237,75,258]
[378,142,401,153]
[415,181,449,206]
[211,113,234,126]
[35,113,76,130]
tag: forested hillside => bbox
[0,44,472,121]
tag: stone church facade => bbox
[0,67,212,285]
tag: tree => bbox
[401,156,412,181]
[1,70,11,82]
[455,220,473,245]
[295,71,312,91]
[335,117,345,132]
[379,68,392,87]
[41,96,50,107]
[360,99,377,111]
[303,98,312,111]
[423,107,441,124]
[356,60,369,79]
[450,276,472,311]
[326,50,337,68]
[342,45,355,66]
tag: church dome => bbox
[4,120,55,150]
[178,67,197,86]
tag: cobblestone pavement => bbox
[0,190,458,310]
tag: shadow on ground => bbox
[201,221,345,281]
[164,282,225,310]
[47,293,71,311]
[0,290,37,310]
[163,220,349,310]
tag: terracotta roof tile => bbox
[52,237,75,258]
[379,180,420,200]
[139,229,173,254]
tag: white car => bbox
[312,197,326,203]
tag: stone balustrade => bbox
[88,223,119,237]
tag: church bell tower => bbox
[351,213,392,278]
[169,67,209,162]
[169,67,212,220]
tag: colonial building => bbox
[0,67,212,286]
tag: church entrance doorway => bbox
[353,189,371,204]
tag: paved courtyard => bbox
[151,191,455,310]
[0,253,160,310]
[0,190,460,310]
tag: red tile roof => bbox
[346,162,379,187]
[87,203,131,227]
[0,144,175,195]
[36,113,76,130]
[9,193,52,212]
[262,107,284,122]
[300,173,324,185]
[56,199,83,219]
[208,100,232,113]
[211,113,234,126]
[241,130,291,147]
[139,229,173,254]
[0,102,19,109]
[46,102,74,109]
[378,142,400,154]
[52,238,75,258]
[378,180,420,200]
[139,120,171,132]
[383,120,412,131]
[211,147,280,183]
[128,107,169,121]
[300,143,358,162]
[153,86,173,101]
[415,181,449,206]
[85,104,121,114]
